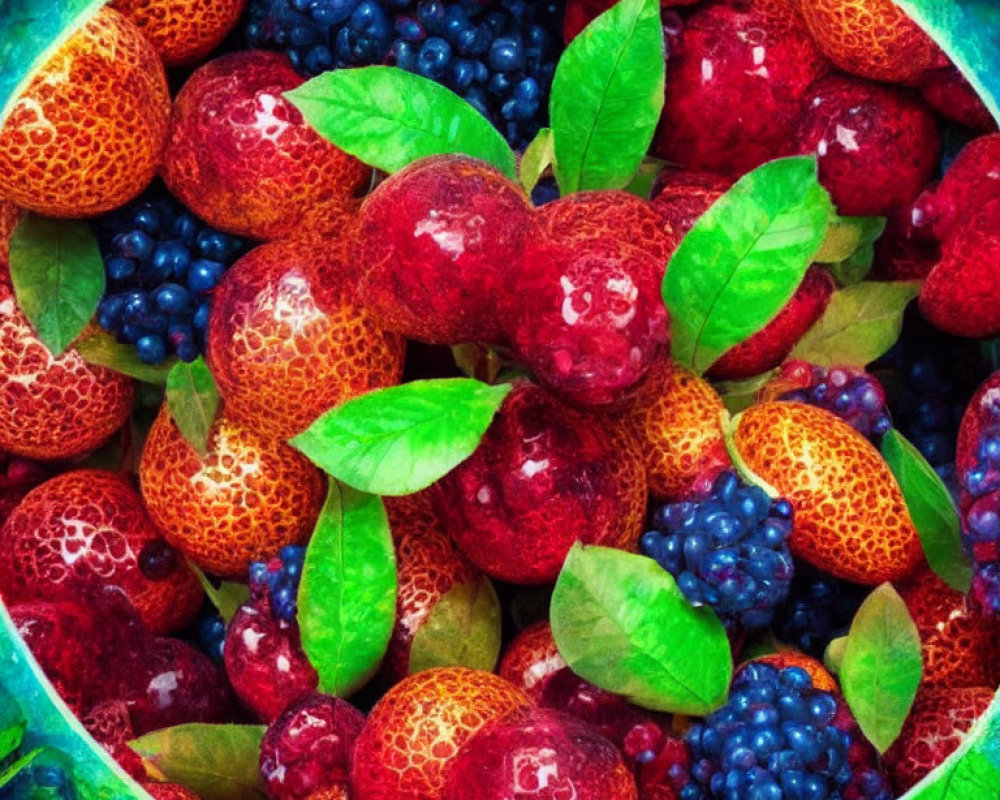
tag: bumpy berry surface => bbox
[883,686,994,793]
[245,0,565,147]
[0,284,134,461]
[139,405,325,578]
[434,382,647,584]
[162,50,370,240]
[81,700,146,780]
[759,361,892,442]
[799,0,944,84]
[685,662,892,800]
[259,693,365,800]
[249,545,307,623]
[141,784,204,800]
[772,561,867,658]
[442,706,639,800]
[0,453,50,528]
[563,0,695,43]
[734,402,923,585]
[619,360,728,501]
[649,169,730,242]
[795,75,941,218]
[642,471,794,630]
[0,470,203,634]
[707,267,835,381]
[653,0,829,176]
[350,667,532,800]
[224,597,319,721]
[93,187,249,365]
[207,236,405,440]
[113,0,247,65]
[359,154,534,345]
[498,621,566,703]
[920,66,997,133]
[0,7,170,217]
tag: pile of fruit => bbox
[1,0,1000,798]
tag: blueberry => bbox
[151,240,192,281]
[153,283,192,315]
[188,259,225,293]
[138,538,178,580]
[136,334,167,364]
[417,37,452,79]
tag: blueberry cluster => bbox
[960,424,1000,614]
[772,562,868,658]
[684,663,892,800]
[777,364,892,442]
[245,0,565,147]
[249,545,307,622]
[640,471,795,630]
[92,189,248,365]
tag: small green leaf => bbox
[408,576,502,675]
[130,724,267,800]
[723,411,779,499]
[165,358,219,458]
[298,483,397,696]
[788,281,921,367]
[623,156,667,201]
[882,429,972,593]
[75,329,175,384]
[285,66,516,178]
[891,0,1000,127]
[821,217,885,288]
[519,127,554,195]
[0,686,25,762]
[8,214,105,357]
[663,156,833,374]
[814,216,884,264]
[714,369,778,415]
[290,378,512,496]
[0,747,44,789]
[840,583,922,753]
[186,561,246,624]
[451,343,503,385]
[550,543,732,715]
[550,0,665,193]
[824,635,848,676]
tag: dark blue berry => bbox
[136,335,167,365]
[248,545,307,622]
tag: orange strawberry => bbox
[750,653,838,693]
[113,0,246,66]
[139,405,325,579]
[351,667,532,800]
[0,7,170,217]
[498,621,567,703]
[733,402,923,584]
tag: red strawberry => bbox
[81,700,147,781]
[650,169,730,242]
[498,622,566,703]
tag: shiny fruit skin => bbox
[0,7,170,217]
[498,621,567,703]
[358,154,534,345]
[139,405,325,579]
[619,360,728,501]
[350,667,532,800]
[442,707,639,800]
[113,0,247,66]
[0,284,133,461]
[734,402,923,585]
[799,0,944,85]
[0,470,202,634]
[162,51,369,240]
[207,236,405,440]
[433,382,647,584]
[918,133,1000,244]
[653,0,829,176]
[794,75,940,217]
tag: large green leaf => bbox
[8,214,105,357]
[882,430,972,593]
[165,358,219,458]
[75,329,175,384]
[130,724,267,800]
[298,483,397,696]
[290,378,511,496]
[550,543,732,715]
[550,0,665,194]
[663,156,833,375]
[0,0,107,126]
[285,66,516,178]
[891,0,1000,127]
[840,584,922,754]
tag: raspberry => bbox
[640,471,795,630]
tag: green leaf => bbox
[623,156,667,201]
[8,214,105,357]
[0,686,25,763]
[788,281,921,367]
[814,216,885,264]
[550,0,665,194]
[298,483,397,696]
[881,429,972,593]
[75,329,174,384]
[409,576,502,675]
[519,127,554,195]
[290,378,512,496]
[0,604,148,799]
[285,66,516,178]
[891,0,1000,127]
[840,583,922,753]
[714,369,778,415]
[130,724,267,800]
[550,543,732,715]
[186,561,246,625]
[165,358,219,458]
[0,747,44,789]
[663,156,833,375]
[451,343,503,385]
[824,635,848,676]
[0,0,106,126]
[723,410,779,499]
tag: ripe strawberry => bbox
[733,402,923,584]
[919,65,998,133]
[81,700,146,780]
[112,0,246,66]
[650,169,730,243]
[141,784,203,800]
[498,622,567,703]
